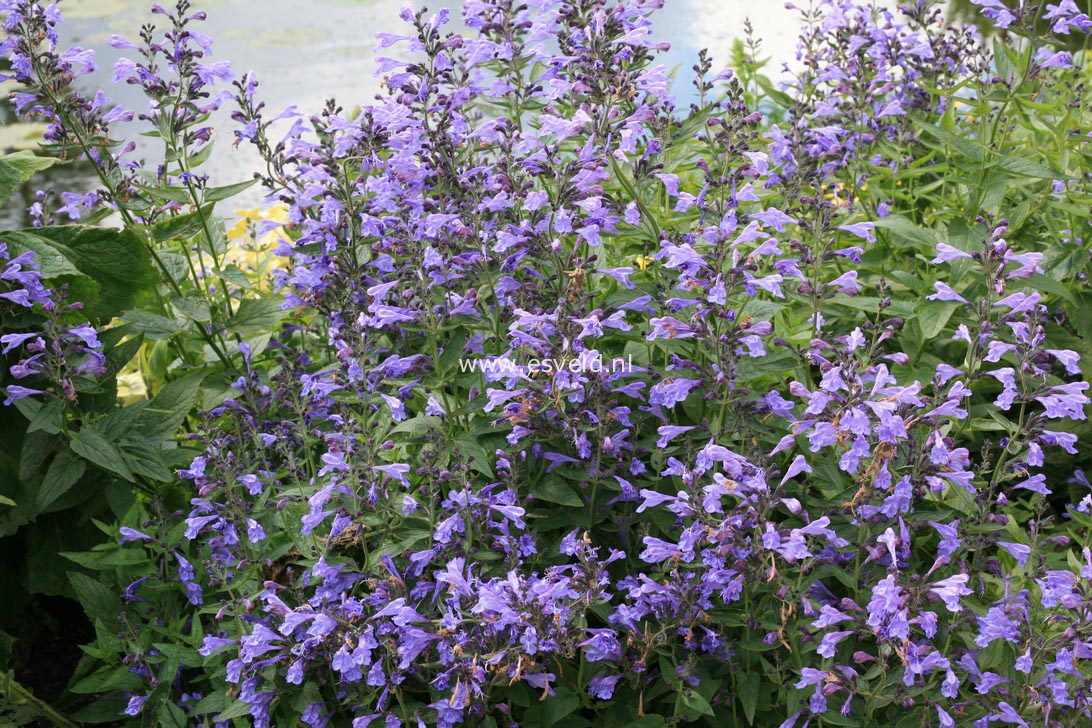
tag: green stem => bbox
[1,671,80,728]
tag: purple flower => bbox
[928,574,972,612]
[588,674,622,699]
[997,542,1031,568]
[927,282,967,304]
[123,695,148,716]
[648,377,701,409]
[836,221,875,242]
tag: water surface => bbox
[53,0,806,207]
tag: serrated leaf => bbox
[152,204,215,243]
[0,150,59,202]
[535,477,583,507]
[26,398,64,434]
[389,415,442,436]
[205,178,257,202]
[121,444,174,482]
[997,156,1067,180]
[36,448,85,510]
[225,296,284,337]
[136,369,205,439]
[5,226,156,322]
[874,216,938,248]
[69,572,122,625]
[61,549,149,569]
[917,300,960,339]
[170,295,211,324]
[739,669,760,724]
[69,428,133,481]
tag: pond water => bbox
[44,0,807,212]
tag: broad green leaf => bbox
[121,444,175,482]
[61,548,149,570]
[136,368,206,439]
[739,670,760,724]
[917,300,960,340]
[535,477,583,508]
[874,216,938,249]
[0,150,59,202]
[26,398,64,434]
[170,294,212,324]
[5,226,156,321]
[205,178,258,202]
[37,449,87,510]
[1024,273,1075,304]
[997,156,1067,180]
[225,296,284,337]
[68,572,123,625]
[152,204,215,242]
[69,427,134,481]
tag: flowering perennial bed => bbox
[1,0,1091,726]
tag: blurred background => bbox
[1,0,1086,225]
[0,0,812,224]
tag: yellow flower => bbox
[227,207,262,241]
[221,204,291,292]
[116,367,147,404]
[634,254,653,271]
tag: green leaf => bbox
[874,216,938,248]
[1024,273,1075,304]
[104,333,144,378]
[3,231,88,280]
[70,693,130,723]
[996,156,1066,180]
[389,415,442,437]
[26,398,64,434]
[917,300,960,340]
[121,444,175,482]
[37,448,86,510]
[69,572,123,625]
[675,688,715,720]
[0,150,59,202]
[918,123,987,163]
[213,700,254,722]
[535,477,584,508]
[170,294,212,324]
[156,700,189,728]
[70,664,141,695]
[225,297,284,337]
[739,670,760,724]
[756,75,794,109]
[136,369,205,439]
[62,548,148,570]
[205,178,258,202]
[5,226,157,322]
[134,184,191,203]
[69,427,133,481]
[151,204,215,243]
[541,691,580,726]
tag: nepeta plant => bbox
[2,0,1091,726]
